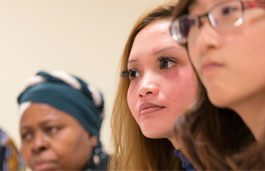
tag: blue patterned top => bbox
[175,149,195,171]
[0,129,26,171]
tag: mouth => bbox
[201,60,224,74]
[33,161,57,171]
[139,103,165,115]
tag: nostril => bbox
[139,90,152,97]
[39,146,46,152]
[142,91,152,96]
[33,146,46,154]
[146,91,152,95]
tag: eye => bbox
[44,126,60,134]
[159,57,177,69]
[121,69,140,80]
[221,6,239,16]
[21,131,33,142]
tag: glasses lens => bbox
[171,15,197,44]
[211,0,242,27]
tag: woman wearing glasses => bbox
[170,0,265,169]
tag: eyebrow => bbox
[127,59,138,64]
[127,46,184,64]
[155,47,174,54]
[38,119,59,126]
[21,118,60,129]
[154,46,184,55]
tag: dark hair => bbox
[174,80,255,169]
[230,141,265,170]
[172,0,264,169]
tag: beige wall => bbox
[0,0,167,153]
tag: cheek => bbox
[188,43,200,70]
[55,129,87,153]
[53,129,91,167]
[165,69,197,113]
[189,56,200,73]
[247,27,265,59]
[224,25,265,76]
[127,85,139,121]
[171,84,196,107]
[49,130,80,158]
[21,145,31,164]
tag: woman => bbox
[17,71,108,170]
[0,128,25,170]
[110,0,197,170]
[170,0,265,169]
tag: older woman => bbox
[17,71,108,171]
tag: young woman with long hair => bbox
[170,0,265,169]
[110,0,198,170]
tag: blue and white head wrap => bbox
[17,70,108,170]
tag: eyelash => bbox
[122,57,177,80]
[158,57,177,69]
[121,69,140,80]
[45,126,60,134]
[21,126,61,142]
[21,132,32,141]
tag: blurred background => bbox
[0,0,167,154]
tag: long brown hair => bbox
[172,0,260,169]
[175,81,255,169]
[110,1,184,170]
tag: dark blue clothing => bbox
[82,155,109,171]
[175,150,195,171]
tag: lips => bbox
[139,102,165,115]
[32,160,57,171]
[201,59,224,74]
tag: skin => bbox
[20,103,98,171]
[127,19,197,148]
[187,0,265,141]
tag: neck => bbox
[231,92,265,142]
[168,136,180,149]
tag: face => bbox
[188,0,265,109]
[127,19,197,140]
[20,103,97,171]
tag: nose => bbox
[138,72,159,97]
[31,132,48,155]
[189,20,222,58]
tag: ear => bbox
[89,135,98,148]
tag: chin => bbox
[141,127,170,139]
[208,93,232,108]
[206,85,237,108]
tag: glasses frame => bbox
[170,0,265,44]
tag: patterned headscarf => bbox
[17,71,108,170]
[0,129,25,171]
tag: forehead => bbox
[135,19,170,43]
[129,19,174,57]
[189,0,219,14]
[20,103,75,126]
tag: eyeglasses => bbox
[170,0,265,44]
